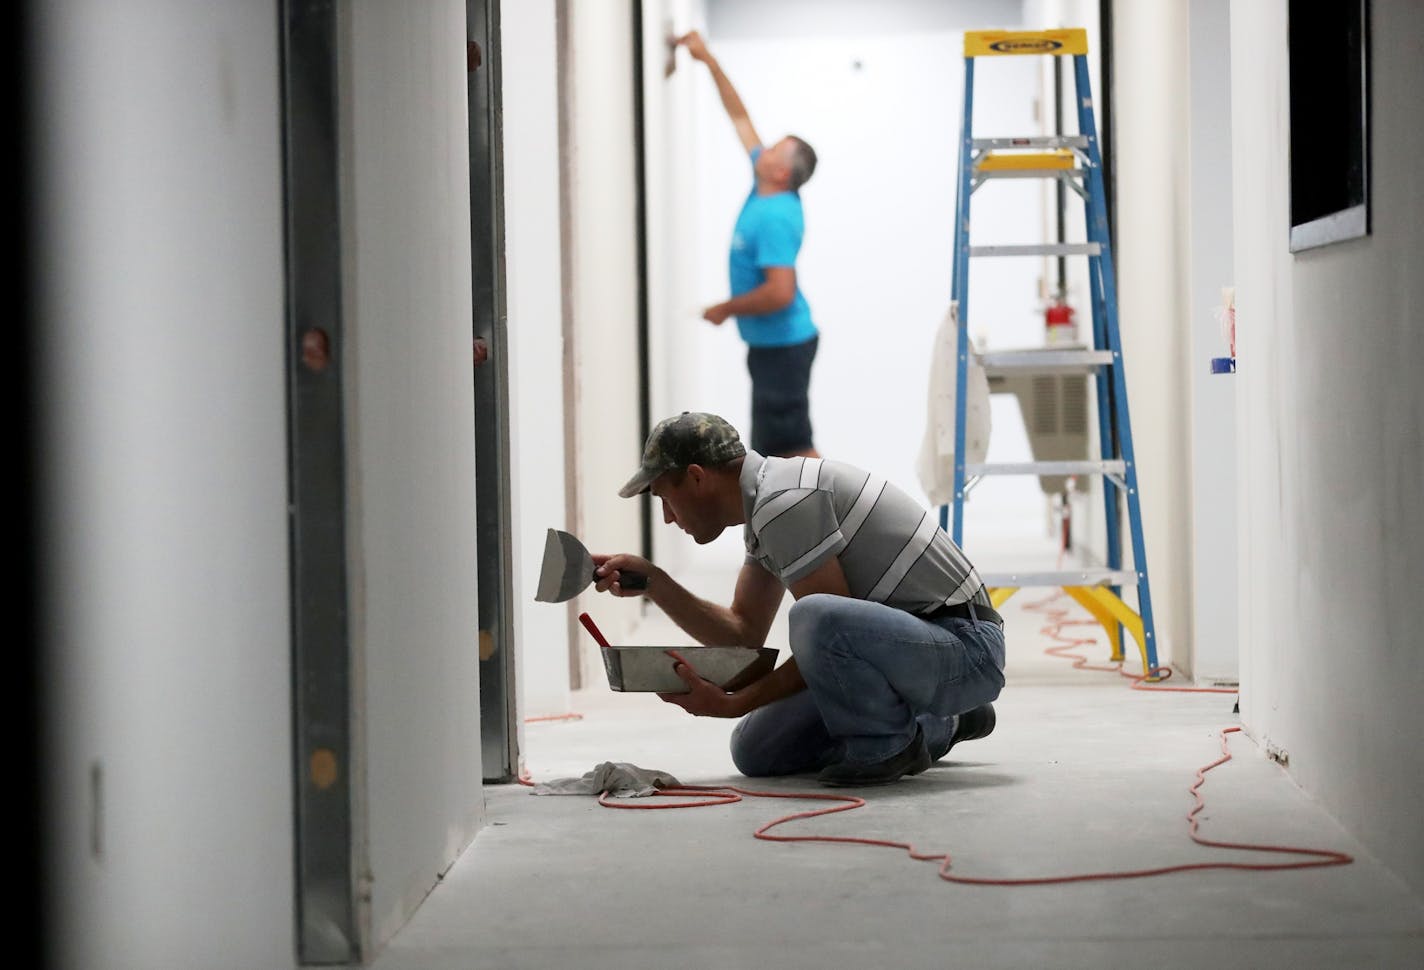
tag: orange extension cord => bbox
[519,725,1351,886]
[518,589,1353,886]
[1023,588,1239,695]
[591,724,1353,886]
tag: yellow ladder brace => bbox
[986,585,1160,681]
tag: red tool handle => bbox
[578,612,612,649]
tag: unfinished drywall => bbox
[1187,0,1238,683]
[502,0,573,719]
[642,0,708,576]
[564,0,647,680]
[1231,0,1424,896]
[33,3,295,968]
[1103,0,1195,672]
[340,0,485,949]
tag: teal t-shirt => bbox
[728,148,817,348]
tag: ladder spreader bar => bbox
[965,460,1127,476]
[972,135,1089,149]
[982,569,1139,588]
[974,169,1084,183]
[978,349,1114,372]
[969,243,1101,257]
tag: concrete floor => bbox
[371,569,1424,969]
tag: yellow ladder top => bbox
[964,28,1089,58]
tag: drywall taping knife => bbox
[534,528,647,603]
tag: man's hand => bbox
[673,30,761,152]
[592,553,656,597]
[674,30,712,64]
[658,650,745,718]
[702,302,732,326]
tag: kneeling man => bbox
[594,412,1005,786]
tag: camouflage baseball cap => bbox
[618,412,747,498]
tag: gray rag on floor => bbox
[529,761,681,798]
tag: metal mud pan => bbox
[601,645,778,693]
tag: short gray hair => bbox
[786,136,817,191]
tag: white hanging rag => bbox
[529,761,681,798]
[917,302,992,507]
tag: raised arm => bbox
[675,30,761,154]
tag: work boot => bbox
[817,725,932,787]
[927,703,996,763]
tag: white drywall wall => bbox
[564,0,648,682]
[1187,0,1238,683]
[1104,0,1194,672]
[1231,0,1424,897]
[642,0,712,575]
[341,0,485,949]
[33,2,296,967]
[502,0,574,718]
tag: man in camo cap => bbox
[595,411,1004,787]
[616,412,748,499]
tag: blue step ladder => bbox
[946,28,1161,678]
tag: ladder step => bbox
[972,135,1089,150]
[965,460,1125,477]
[982,569,1139,588]
[979,348,1114,375]
[976,150,1076,172]
[970,243,1100,257]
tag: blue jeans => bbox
[729,594,1006,776]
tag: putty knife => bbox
[534,528,647,603]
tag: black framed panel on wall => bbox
[1288,0,1370,252]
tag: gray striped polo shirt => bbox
[740,451,989,613]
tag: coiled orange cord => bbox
[515,590,1350,885]
[578,726,1351,886]
[1025,589,1239,694]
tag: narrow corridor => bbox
[370,575,1424,969]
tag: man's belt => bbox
[922,600,1004,627]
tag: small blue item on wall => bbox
[1210,356,1236,374]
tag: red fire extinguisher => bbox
[1045,296,1076,345]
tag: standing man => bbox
[676,30,821,459]
[593,412,1004,787]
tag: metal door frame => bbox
[468,0,520,783]
[280,0,362,962]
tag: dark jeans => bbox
[747,335,817,455]
[729,594,1007,776]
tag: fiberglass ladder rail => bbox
[945,28,1161,677]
